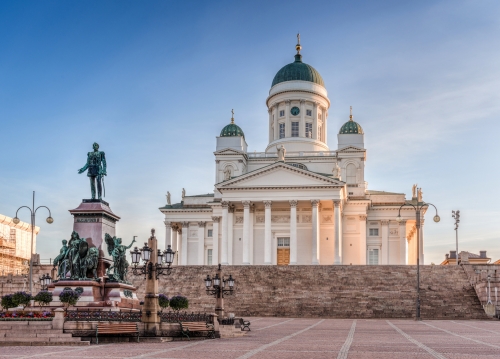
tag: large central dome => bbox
[271,53,324,87]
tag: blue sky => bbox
[1,0,499,265]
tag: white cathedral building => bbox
[160,40,429,266]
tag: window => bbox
[369,228,379,236]
[279,110,285,117]
[207,229,213,237]
[289,163,308,170]
[277,237,290,247]
[346,164,356,184]
[368,248,379,265]
[207,249,213,265]
[306,109,312,116]
[305,123,312,138]
[279,123,285,139]
[291,122,299,137]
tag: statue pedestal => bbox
[69,199,120,277]
[49,280,140,310]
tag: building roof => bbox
[220,112,245,139]
[272,53,324,87]
[339,118,364,134]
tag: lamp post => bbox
[452,210,460,265]
[13,191,53,294]
[39,273,52,291]
[487,274,492,305]
[204,264,235,319]
[396,190,440,321]
[129,229,175,330]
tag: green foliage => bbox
[158,294,169,309]
[11,292,32,309]
[59,289,80,307]
[1,294,15,310]
[33,291,53,307]
[169,296,188,311]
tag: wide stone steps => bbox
[0,322,89,346]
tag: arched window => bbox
[346,164,356,184]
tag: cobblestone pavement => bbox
[1,318,500,358]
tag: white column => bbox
[399,220,407,265]
[312,102,318,140]
[299,100,305,137]
[311,200,320,264]
[242,201,250,265]
[268,109,273,143]
[359,215,367,265]
[181,222,189,265]
[290,200,298,264]
[165,221,172,249]
[249,205,254,265]
[381,220,389,264]
[273,104,278,140]
[333,200,342,264]
[419,219,425,265]
[264,201,272,264]
[323,108,328,144]
[197,221,205,265]
[285,100,291,137]
[221,202,229,265]
[228,205,234,264]
[171,226,178,265]
[211,217,220,265]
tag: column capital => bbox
[242,200,251,208]
[285,100,291,105]
[228,205,235,213]
[198,221,206,227]
[420,219,425,226]
[333,200,341,207]
[311,199,320,207]
[250,204,255,213]
[399,219,407,225]
[300,99,305,104]
[211,216,220,222]
[221,201,229,208]
[359,215,367,220]
[177,229,182,235]
[289,200,298,207]
[182,222,189,227]
[164,221,172,228]
[263,200,272,208]
[381,220,389,225]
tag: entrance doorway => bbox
[277,237,290,266]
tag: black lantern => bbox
[39,273,51,291]
[164,245,175,265]
[130,247,142,265]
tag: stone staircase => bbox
[0,321,89,346]
[134,265,490,319]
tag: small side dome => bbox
[220,110,245,139]
[339,106,364,134]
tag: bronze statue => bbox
[80,247,99,280]
[53,240,69,279]
[78,142,107,200]
[105,233,136,283]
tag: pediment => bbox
[337,146,365,152]
[216,162,344,191]
[214,148,246,156]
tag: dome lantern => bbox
[220,109,245,139]
[339,106,364,134]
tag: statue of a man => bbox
[105,234,136,282]
[64,231,87,279]
[332,163,341,179]
[166,191,171,205]
[78,142,107,200]
[276,145,286,162]
[53,240,69,279]
[417,188,423,202]
[182,188,186,199]
[412,184,418,198]
[224,167,231,180]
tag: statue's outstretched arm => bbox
[78,153,90,173]
[125,239,136,250]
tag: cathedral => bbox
[160,39,428,266]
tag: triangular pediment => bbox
[337,146,365,152]
[214,148,246,155]
[216,162,344,191]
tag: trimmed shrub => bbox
[59,289,80,307]
[12,291,32,309]
[158,294,169,311]
[1,294,15,310]
[33,291,53,307]
[169,295,188,311]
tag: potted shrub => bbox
[158,294,169,313]
[33,291,53,308]
[169,295,188,312]
[11,291,32,309]
[1,294,15,311]
[59,289,80,309]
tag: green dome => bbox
[220,122,245,138]
[272,54,324,87]
[339,120,364,134]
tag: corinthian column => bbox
[381,220,389,264]
[264,200,272,264]
[290,200,298,264]
[228,205,234,264]
[399,219,407,265]
[359,215,367,265]
[212,216,220,265]
[181,222,189,265]
[334,200,342,264]
[197,221,205,265]
[242,201,251,265]
[311,199,320,264]
[164,221,172,249]
[221,202,229,265]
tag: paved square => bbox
[1,318,499,358]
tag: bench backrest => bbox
[97,323,138,332]
[180,321,209,330]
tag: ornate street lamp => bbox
[396,189,440,321]
[204,264,235,319]
[13,191,53,294]
[452,210,460,265]
[39,273,52,291]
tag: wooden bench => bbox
[239,318,251,331]
[96,323,139,344]
[179,321,215,340]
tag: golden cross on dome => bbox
[297,33,300,44]
[349,106,353,121]
[296,33,302,54]
[231,109,234,124]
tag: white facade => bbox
[160,44,428,266]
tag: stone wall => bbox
[130,265,488,319]
[0,264,53,296]
[462,264,500,314]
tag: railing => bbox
[248,151,337,158]
[65,310,142,322]
[219,317,234,325]
[159,311,211,323]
